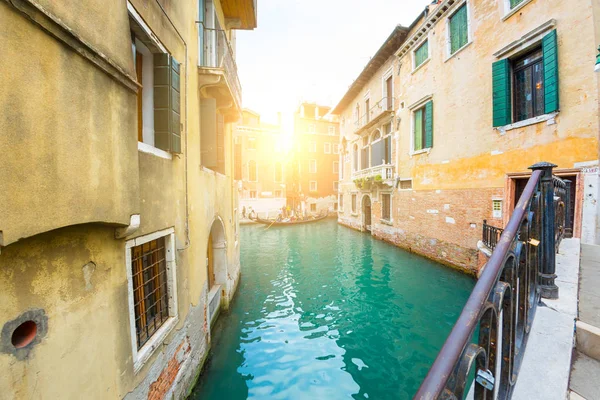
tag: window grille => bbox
[131,237,169,349]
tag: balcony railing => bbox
[482,220,503,251]
[415,162,566,399]
[354,96,394,134]
[352,164,394,182]
[199,26,242,110]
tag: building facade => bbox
[334,0,600,274]
[290,102,340,214]
[234,109,287,218]
[0,0,256,398]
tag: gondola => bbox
[254,215,328,226]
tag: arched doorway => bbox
[362,195,372,232]
[207,218,227,326]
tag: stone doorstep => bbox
[569,351,600,400]
[576,321,600,361]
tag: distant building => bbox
[333,0,600,274]
[234,109,286,218]
[290,102,340,214]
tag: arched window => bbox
[371,130,381,143]
[275,162,282,182]
[361,137,369,170]
[248,160,257,181]
[353,144,359,172]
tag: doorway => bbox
[362,195,372,232]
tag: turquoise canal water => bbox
[191,220,474,399]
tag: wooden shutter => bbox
[154,54,181,153]
[425,101,433,149]
[542,29,559,114]
[200,98,217,167]
[492,59,512,127]
[414,108,423,151]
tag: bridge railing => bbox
[414,162,565,400]
[482,220,503,251]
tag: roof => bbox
[331,25,409,115]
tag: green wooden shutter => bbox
[415,40,429,68]
[450,4,468,54]
[414,108,423,151]
[542,29,559,114]
[492,59,512,127]
[154,54,182,153]
[425,101,433,148]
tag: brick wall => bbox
[147,340,190,400]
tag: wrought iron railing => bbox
[482,220,503,251]
[354,97,394,132]
[199,26,242,108]
[415,162,564,400]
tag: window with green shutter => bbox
[414,40,429,69]
[492,29,559,127]
[413,101,433,151]
[510,0,525,9]
[449,4,468,55]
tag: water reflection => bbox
[191,220,473,399]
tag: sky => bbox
[234,0,433,125]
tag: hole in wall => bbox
[11,321,37,349]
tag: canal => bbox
[191,220,474,399]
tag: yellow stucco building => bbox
[0,0,256,398]
[335,0,600,274]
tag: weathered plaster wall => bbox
[0,2,139,246]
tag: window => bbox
[328,126,336,135]
[275,162,283,182]
[333,161,339,174]
[353,144,359,172]
[365,98,370,123]
[371,130,384,167]
[493,200,503,218]
[361,137,369,170]
[413,101,433,151]
[384,74,394,110]
[333,144,340,154]
[449,3,469,55]
[492,30,559,127]
[310,203,317,212]
[247,137,257,150]
[334,181,339,191]
[399,179,413,190]
[126,229,177,372]
[310,181,317,192]
[309,159,317,173]
[275,190,282,198]
[130,13,181,154]
[381,193,391,221]
[333,202,338,211]
[509,0,525,9]
[309,142,317,152]
[513,48,545,122]
[324,143,331,154]
[248,160,257,181]
[414,40,429,69]
[249,191,257,198]
[352,194,357,213]
[308,124,316,133]
[355,103,360,125]
[339,194,344,210]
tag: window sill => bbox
[351,212,358,217]
[138,142,172,160]
[444,40,473,63]
[410,148,432,157]
[495,112,558,135]
[133,316,179,374]
[411,58,430,75]
[502,0,534,21]
[380,219,393,226]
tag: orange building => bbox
[289,102,340,214]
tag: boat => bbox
[254,215,328,226]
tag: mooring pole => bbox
[529,162,559,299]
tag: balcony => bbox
[352,164,395,188]
[354,96,394,135]
[220,0,257,30]
[198,27,242,120]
